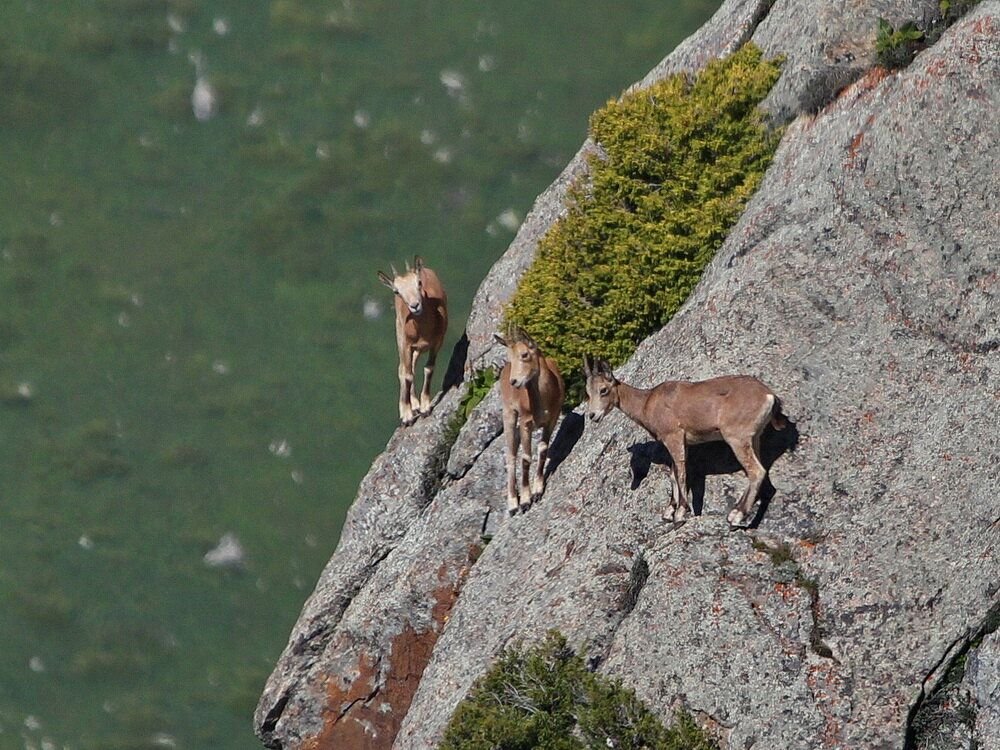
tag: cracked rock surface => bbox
[256,2,1000,748]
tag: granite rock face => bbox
[968,630,1000,748]
[256,2,1000,748]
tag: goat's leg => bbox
[504,412,520,516]
[662,434,689,522]
[419,347,437,414]
[398,346,415,425]
[667,455,679,511]
[726,435,766,527]
[531,423,552,500]
[409,348,422,414]
[519,421,533,511]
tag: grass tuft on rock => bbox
[505,45,782,403]
[441,630,718,750]
[876,0,984,69]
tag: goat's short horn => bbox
[390,263,399,278]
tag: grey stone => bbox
[256,3,1000,749]
[396,6,1000,749]
[751,0,939,121]
[444,384,503,480]
[968,629,1000,750]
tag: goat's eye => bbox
[599,387,609,396]
[520,352,529,360]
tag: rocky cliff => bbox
[255,1,1000,748]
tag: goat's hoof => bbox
[507,507,518,518]
[727,509,747,528]
[673,506,688,523]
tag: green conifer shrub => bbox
[440,631,718,750]
[505,45,782,404]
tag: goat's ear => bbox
[377,270,395,289]
[413,255,424,272]
[596,359,615,379]
[582,354,592,378]
[493,333,508,348]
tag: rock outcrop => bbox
[256,2,1000,748]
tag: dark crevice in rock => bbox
[743,0,779,47]
[446,426,502,481]
[800,572,835,660]
[904,599,1000,749]
[335,683,382,725]
[420,447,452,508]
[618,551,651,618]
[796,65,868,116]
[588,549,655,671]
[751,536,836,660]
[258,693,290,748]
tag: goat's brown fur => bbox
[495,327,565,516]
[378,256,448,425]
[583,356,785,527]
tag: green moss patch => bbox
[441,631,717,750]
[506,45,782,403]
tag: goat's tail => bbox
[770,395,788,430]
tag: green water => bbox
[0,1,717,747]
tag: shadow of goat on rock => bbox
[584,356,789,527]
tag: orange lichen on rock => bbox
[303,569,466,750]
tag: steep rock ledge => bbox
[395,6,1000,749]
[256,2,999,749]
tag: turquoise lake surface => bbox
[0,1,718,747]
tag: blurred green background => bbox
[0,1,717,747]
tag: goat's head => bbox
[494,325,541,389]
[583,355,618,422]
[377,255,426,316]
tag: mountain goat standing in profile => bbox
[494,326,565,516]
[377,256,448,425]
[583,356,786,527]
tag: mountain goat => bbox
[495,326,565,516]
[377,256,448,425]
[583,356,786,527]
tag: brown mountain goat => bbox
[495,326,565,516]
[377,256,448,425]
[583,356,786,527]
